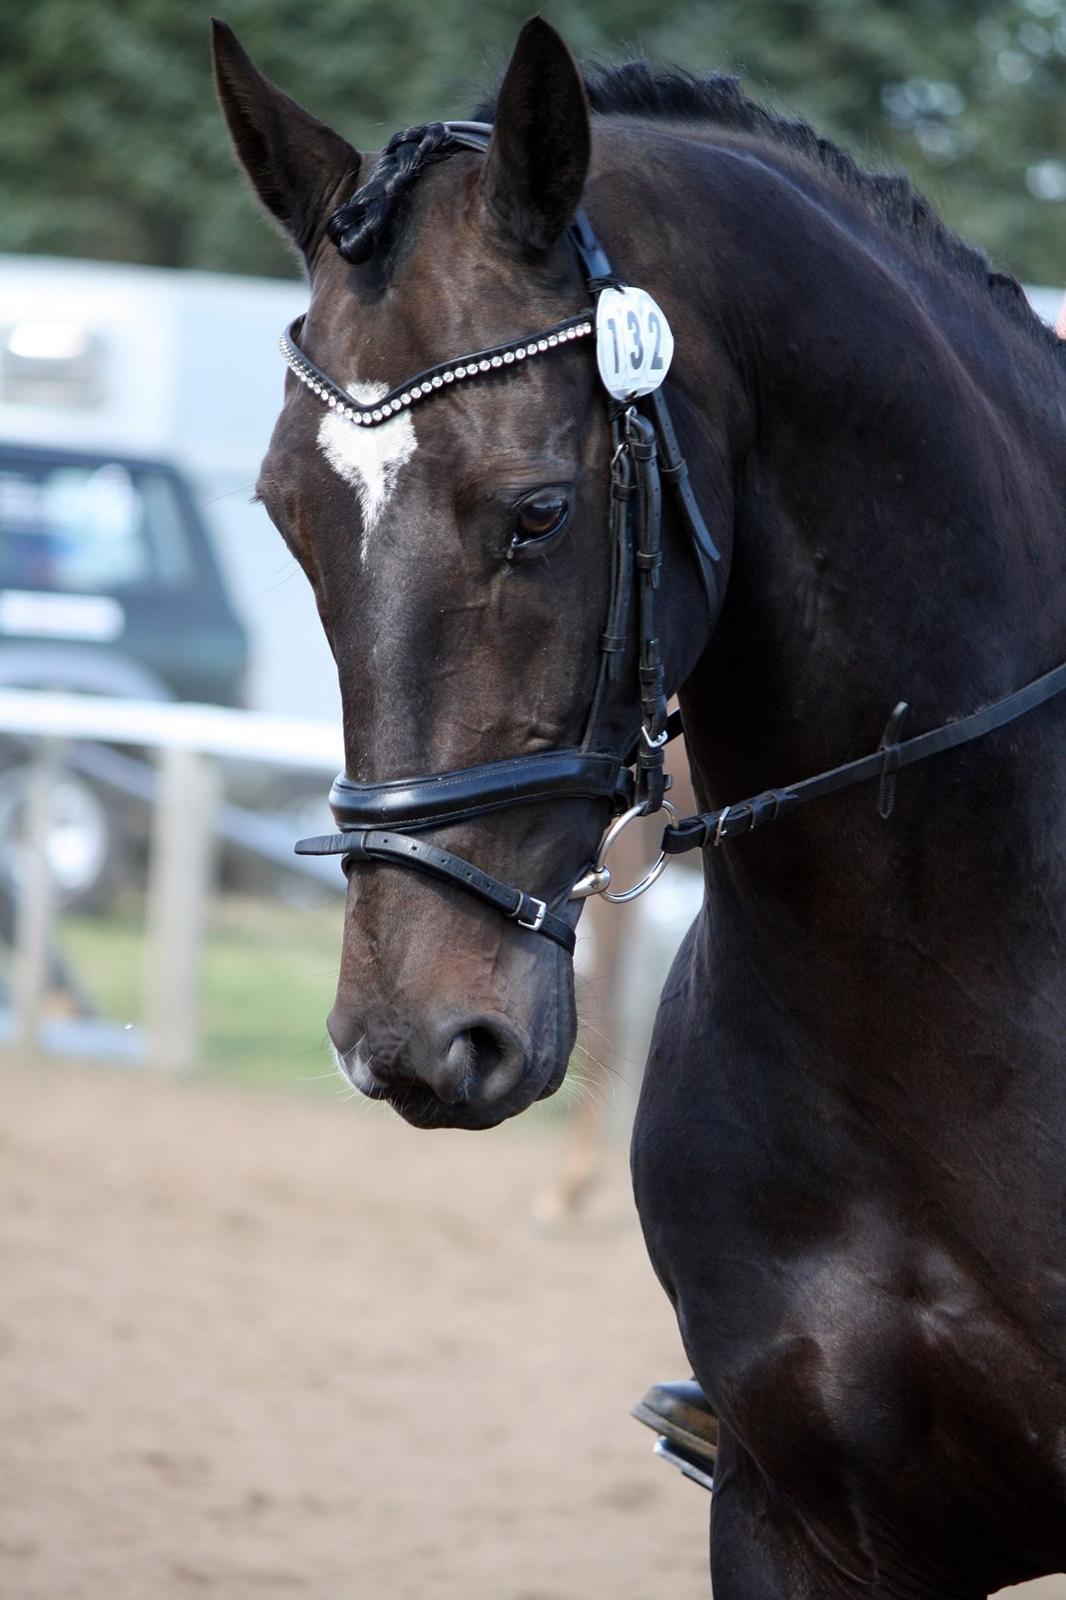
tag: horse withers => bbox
[214,17,1066,1596]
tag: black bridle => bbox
[291,119,1066,951]
[292,121,720,952]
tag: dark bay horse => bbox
[214,16,1066,1594]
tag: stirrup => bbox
[632,1379,718,1491]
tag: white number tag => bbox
[595,285,674,400]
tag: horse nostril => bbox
[442,1016,527,1106]
[435,1028,503,1104]
[335,1012,530,1110]
[466,1025,506,1078]
[440,1031,474,1104]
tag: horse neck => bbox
[656,136,1066,1016]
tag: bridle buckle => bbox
[516,896,548,932]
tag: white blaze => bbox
[317,382,417,562]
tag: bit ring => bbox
[570,800,676,903]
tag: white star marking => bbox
[317,382,417,563]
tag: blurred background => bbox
[1,4,1064,1597]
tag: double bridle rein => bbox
[291,120,1066,952]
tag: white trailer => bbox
[0,255,337,721]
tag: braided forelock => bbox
[326,122,462,265]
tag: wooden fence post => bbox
[11,737,62,1056]
[144,746,218,1073]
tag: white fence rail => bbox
[0,689,343,1071]
[0,688,343,765]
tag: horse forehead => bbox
[316,381,418,564]
[299,232,591,552]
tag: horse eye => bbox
[510,492,570,556]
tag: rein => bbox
[662,662,1066,854]
[288,118,1066,947]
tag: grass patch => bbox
[55,896,598,1124]
[61,894,344,1093]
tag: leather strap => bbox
[630,409,669,811]
[602,430,635,682]
[567,207,620,287]
[295,828,576,953]
[328,749,631,832]
[663,660,1066,854]
[644,387,721,612]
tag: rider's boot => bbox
[631,1379,719,1465]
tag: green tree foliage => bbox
[2,0,1064,282]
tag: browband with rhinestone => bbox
[279,312,595,426]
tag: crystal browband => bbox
[279,312,595,427]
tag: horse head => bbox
[213,18,728,1128]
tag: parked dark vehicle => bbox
[0,441,249,907]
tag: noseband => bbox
[290,120,1066,953]
[292,121,720,953]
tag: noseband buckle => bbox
[516,896,548,933]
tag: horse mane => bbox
[480,60,1064,363]
[329,59,1061,362]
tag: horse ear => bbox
[480,17,590,253]
[211,19,359,258]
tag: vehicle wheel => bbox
[0,761,124,913]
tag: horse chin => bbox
[345,1015,574,1130]
[376,1057,566,1131]
[333,929,579,1130]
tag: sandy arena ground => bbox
[2,1062,1064,1600]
